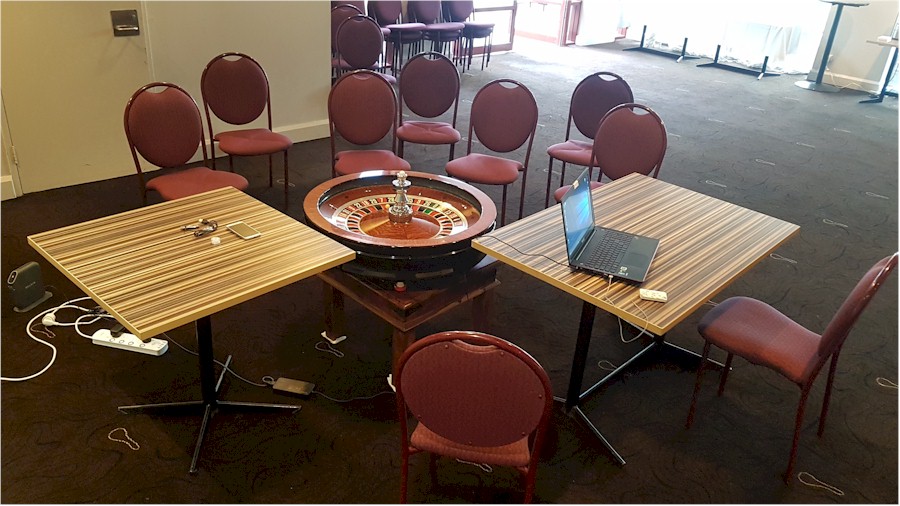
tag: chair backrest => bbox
[329,70,398,147]
[368,0,402,25]
[467,79,538,154]
[331,4,364,50]
[335,15,384,71]
[817,253,898,359]
[124,82,207,172]
[200,52,272,133]
[398,52,459,121]
[407,0,441,23]
[332,0,366,12]
[443,0,474,22]
[396,331,553,449]
[590,103,666,181]
[568,72,633,141]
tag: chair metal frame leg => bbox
[118,315,300,474]
[283,149,290,206]
[817,351,840,436]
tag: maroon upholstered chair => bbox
[407,0,464,61]
[442,0,494,71]
[200,53,292,203]
[446,79,538,226]
[331,4,364,78]
[544,72,633,207]
[686,253,898,483]
[396,331,553,503]
[368,0,425,75]
[397,52,461,161]
[552,103,667,203]
[328,70,410,177]
[124,82,249,204]
[335,14,396,84]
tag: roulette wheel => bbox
[303,170,497,283]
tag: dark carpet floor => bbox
[2,40,897,503]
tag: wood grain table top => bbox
[472,173,800,335]
[28,187,356,340]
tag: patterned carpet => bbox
[2,40,897,503]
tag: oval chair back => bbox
[396,331,553,503]
[591,103,667,181]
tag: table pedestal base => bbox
[794,80,841,93]
[561,302,726,466]
[119,319,299,474]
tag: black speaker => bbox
[7,262,52,312]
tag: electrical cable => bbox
[161,332,269,388]
[1,296,95,382]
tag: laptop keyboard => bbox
[585,230,633,272]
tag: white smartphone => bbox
[226,221,261,240]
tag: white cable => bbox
[876,377,898,390]
[1,296,94,382]
[797,471,844,496]
[600,275,653,344]
[74,313,116,338]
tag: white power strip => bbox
[91,329,168,356]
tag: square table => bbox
[472,173,799,464]
[28,187,356,473]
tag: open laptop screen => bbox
[560,171,594,262]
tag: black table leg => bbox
[119,315,300,474]
[557,301,727,466]
[861,46,898,103]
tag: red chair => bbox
[200,53,291,203]
[124,82,248,204]
[407,1,464,61]
[328,70,410,177]
[335,14,396,84]
[442,0,494,71]
[551,103,667,204]
[368,0,425,75]
[331,3,364,78]
[446,79,538,226]
[686,253,899,483]
[396,331,553,503]
[397,52,461,161]
[544,72,633,207]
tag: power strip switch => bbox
[91,329,168,356]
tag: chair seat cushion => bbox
[335,149,411,175]
[554,180,603,203]
[424,22,465,32]
[410,422,530,468]
[386,22,426,31]
[397,121,461,145]
[463,23,494,38]
[146,166,249,201]
[698,296,821,385]
[547,139,593,166]
[446,153,521,185]
[215,129,292,156]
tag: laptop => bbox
[559,169,659,283]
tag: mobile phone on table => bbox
[226,221,261,240]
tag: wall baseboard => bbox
[1,175,18,201]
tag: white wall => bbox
[1,1,330,197]
[810,0,899,91]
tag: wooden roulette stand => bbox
[303,170,500,375]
